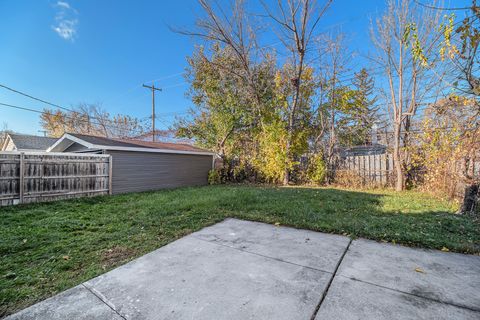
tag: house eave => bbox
[47,133,216,156]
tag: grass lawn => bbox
[1,185,479,317]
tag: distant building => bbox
[1,133,58,152]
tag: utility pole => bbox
[142,83,162,142]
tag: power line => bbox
[0,83,158,135]
[0,83,123,125]
[0,101,142,134]
[413,0,474,11]
[0,102,44,114]
[103,72,186,105]
[0,84,72,112]
[0,102,105,128]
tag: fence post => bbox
[108,155,113,195]
[19,152,25,204]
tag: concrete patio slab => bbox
[6,219,480,320]
[315,276,480,320]
[337,238,480,311]
[193,218,351,272]
[83,236,332,319]
[7,285,123,320]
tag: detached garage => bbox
[47,133,215,194]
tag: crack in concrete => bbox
[337,275,480,314]
[309,238,353,320]
[192,235,335,275]
[81,284,128,320]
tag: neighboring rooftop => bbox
[1,133,58,152]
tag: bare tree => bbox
[420,0,480,101]
[40,104,146,138]
[174,0,265,116]
[370,0,443,191]
[316,34,350,167]
[262,0,332,184]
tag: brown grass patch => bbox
[101,246,136,270]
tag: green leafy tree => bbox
[259,64,315,182]
[175,44,277,164]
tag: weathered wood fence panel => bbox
[334,153,479,188]
[0,152,111,206]
[334,153,394,185]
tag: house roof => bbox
[118,139,210,153]
[68,133,157,148]
[3,133,58,151]
[48,133,215,156]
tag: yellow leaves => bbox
[441,247,450,252]
[301,67,314,81]
[414,267,426,274]
[253,120,289,183]
[438,13,460,61]
[274,70,283,89]
[439,47,446,61]
[448,45,459,60]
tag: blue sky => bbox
[0,0,457,135]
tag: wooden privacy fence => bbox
[333,153,395,185]
[0,152,112,206]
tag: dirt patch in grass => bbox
[101,246,136,270]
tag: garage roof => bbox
[47,133,215,156]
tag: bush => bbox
[332,169,364,188]
[307,154,327,185]
[208,169,223,185]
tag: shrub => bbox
[208,169,223,185]
[307,154,327,185]
[332,169,364,188]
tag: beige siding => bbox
[2,138,16,151]
[108,150,212,194]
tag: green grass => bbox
[1,185,478,317]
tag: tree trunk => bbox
[283,168,290,185]
[458,183,479,214]
[393,122,405,191]
[283,139,291,185]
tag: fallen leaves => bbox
[414,267,426,274]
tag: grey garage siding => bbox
[64,142,97,153]
[107,150,213,194]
